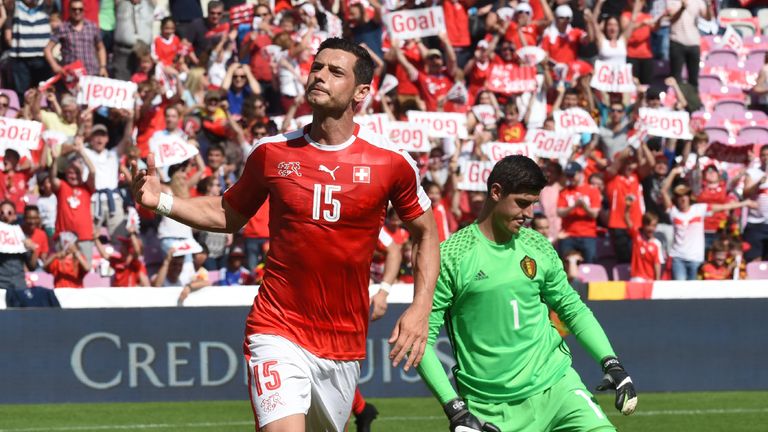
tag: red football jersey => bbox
[224,124,430,360]
[629,226,664,281]
[557,184,601,237]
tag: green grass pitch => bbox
[1,392,766,431]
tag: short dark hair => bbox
[316,38,374,86]
[487,156,547,195]
[532,214,549,229]
[207,0,223,11]
[24,204,39,214]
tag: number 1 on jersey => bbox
[312,184,341,222]
[510,300,520,329]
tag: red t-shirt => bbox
[698,262,730,280]
[606,173,644,229]
[504,22,540,48]
[49,256,87,288]
[498,121,527,143]
[541,27,586,64]
[27,227,49,256]
[244,32,275,82]
[153,35,181,67]
[443,0,471,48]
[629,226,664,281]
[223,124,430,360]
[416,71,453,112]
[622,11,653,59]
[0,170,31,213]
[136,102,168,158]
[696,182,731,234]
[557,184,601,237]
[393,42,422,96]
[55,182,93,241]
[110,256,148,287]
[466,60,491,104]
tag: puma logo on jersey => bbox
[277,161,302,177]
[319,165,340,181]
[474,270,489,281]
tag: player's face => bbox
[491,185,539,236]
[306,49,370,113]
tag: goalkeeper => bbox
[417,156,637,432]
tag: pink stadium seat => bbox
[577,264,609,283]
[746,261,768,280]
[744,49,768,73]
[697,75,723,94]
[207,270,220,284]
[705,49,740,70]
[27,272,54,289]
[703,126,730,144]
[83,272,111,288]
[745,110,768,121]
[713,100,747,120]
[612,264,631,281]
[738,126,768,145]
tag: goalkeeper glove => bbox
[443,398,501,432]
[595,356,638,415]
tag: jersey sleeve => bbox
[223,142,269,218]
[557,192,568,210]
[539,239,616,362]
[388,150,431,223]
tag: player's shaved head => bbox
[487,155,548,196]
[316,38,374,86]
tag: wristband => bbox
[156,192,174,217]
[379,282,391,294]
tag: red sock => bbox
[352,388,366,415]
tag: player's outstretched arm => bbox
[388,209,439,371]
[131,153,250,233]
[595,356,638,415]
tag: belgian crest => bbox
[520,256,537,280]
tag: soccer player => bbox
[417,156,638,432]
[131,38,439,431]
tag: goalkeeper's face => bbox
[491,188,540,236]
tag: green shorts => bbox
[466,367,615,432]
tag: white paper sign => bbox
[387,121,430,153]
[553,108,599,135]
[0,221,26,254]
[516,46,547,65]
[406,111,468,139]
[0,118,43,150]
[719,26,743,52]
[354,113,391,135]
[149,134,200,167]
[77,76,137,110]
[526,129,580,159]
[638,108,693,140]
[482,142,531,162]
[42,130,69,149]
[384,6,446,40]
[457,160,494,191]
[471,104,497,127]
[171,238,203,257]
[590,60,636,93]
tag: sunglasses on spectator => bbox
[234,74,247,79]
[71,7,84,11]
[206,98,220,104]
[518,11,531,15]
[209,11,223,15]
[256,12,271,17]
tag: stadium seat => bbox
[612,264,631,281]
[83,272,111,288]
[738,126,768,145]
[744,49,768,73]
[207,270,220,284]
[705,49,740,70]
[719,8,753,21]
[703,126,730,144]
[759,9,768,31]
[732,22,757,37]
[745,110,768,121]
[27,272,54,289]
[713,100,748,120]
[746,261,768,280]
[577,264,609,283]
[697,75,723,94]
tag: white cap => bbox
[515,2,533,15]
[555,5,573,19]
[477,39,489,49]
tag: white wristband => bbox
[156,192,174,217]
[379,282,391,294]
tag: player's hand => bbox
[388,303,430,371]
[370,289,389,321]
[443,398,501,432]
[595,356,638,415]
[131,153,162,210]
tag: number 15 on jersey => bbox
[312,184,341,222]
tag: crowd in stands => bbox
[1,0,768,304]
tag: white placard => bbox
[457,160,494,191]
[354,113,391,135]
[149,134,200,167]
[471,104,497,127]
[42,130,69,149]
[553,108,599,135]
[77,76,137,110]
[525,129,580,159]
[638,108,693,140]
[0,222,26,254]
[171,238,203,257]
[387,121,430,153]
[719,25,743,52]
[516,46,547,65]
[590,60,636,93]
[0,118,43,150]
[383,6,446,40]
[406,111,468,139]
[482,142,531,162]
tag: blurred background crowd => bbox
[1,0,768,305]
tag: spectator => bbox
[5,0,52,98]
[169,0,203,38]
[538,160,564,244]
[0,94,12,118]
[557,162,601,263]
[181,67,210,108]
[45,0,107,77]
[0,201,39,292]
[184,0,228,64]
[50,136,97,263]
[743,144,768,262]
[5,274,61,307]
[641,153,673,251]
[1,148,33,215]
[152,247,196,287]
[36,172,57,238]
[21,205,49,262]
[698,240,734,280]
[112,0,154,80]
[627,210,664,281]
[222,63,261,117]
[667,0,713,89]
[44,232,90,288]
[694,162,733,250]
[195,176,230,270]
[531,214,553,243]
[216,246,252,286]
[621,0,661,84]
[541,5,595,68]
[504,1,553,50]
[347,0,383,59]
[599,100,633,159]
[590,0,638,66]
[152,17,182,67]
[241,4,280,113]
[727,239,747,280]
[423,180,452,242]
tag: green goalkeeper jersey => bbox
[417,223,615,404]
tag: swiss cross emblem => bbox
[353,166,370,184]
